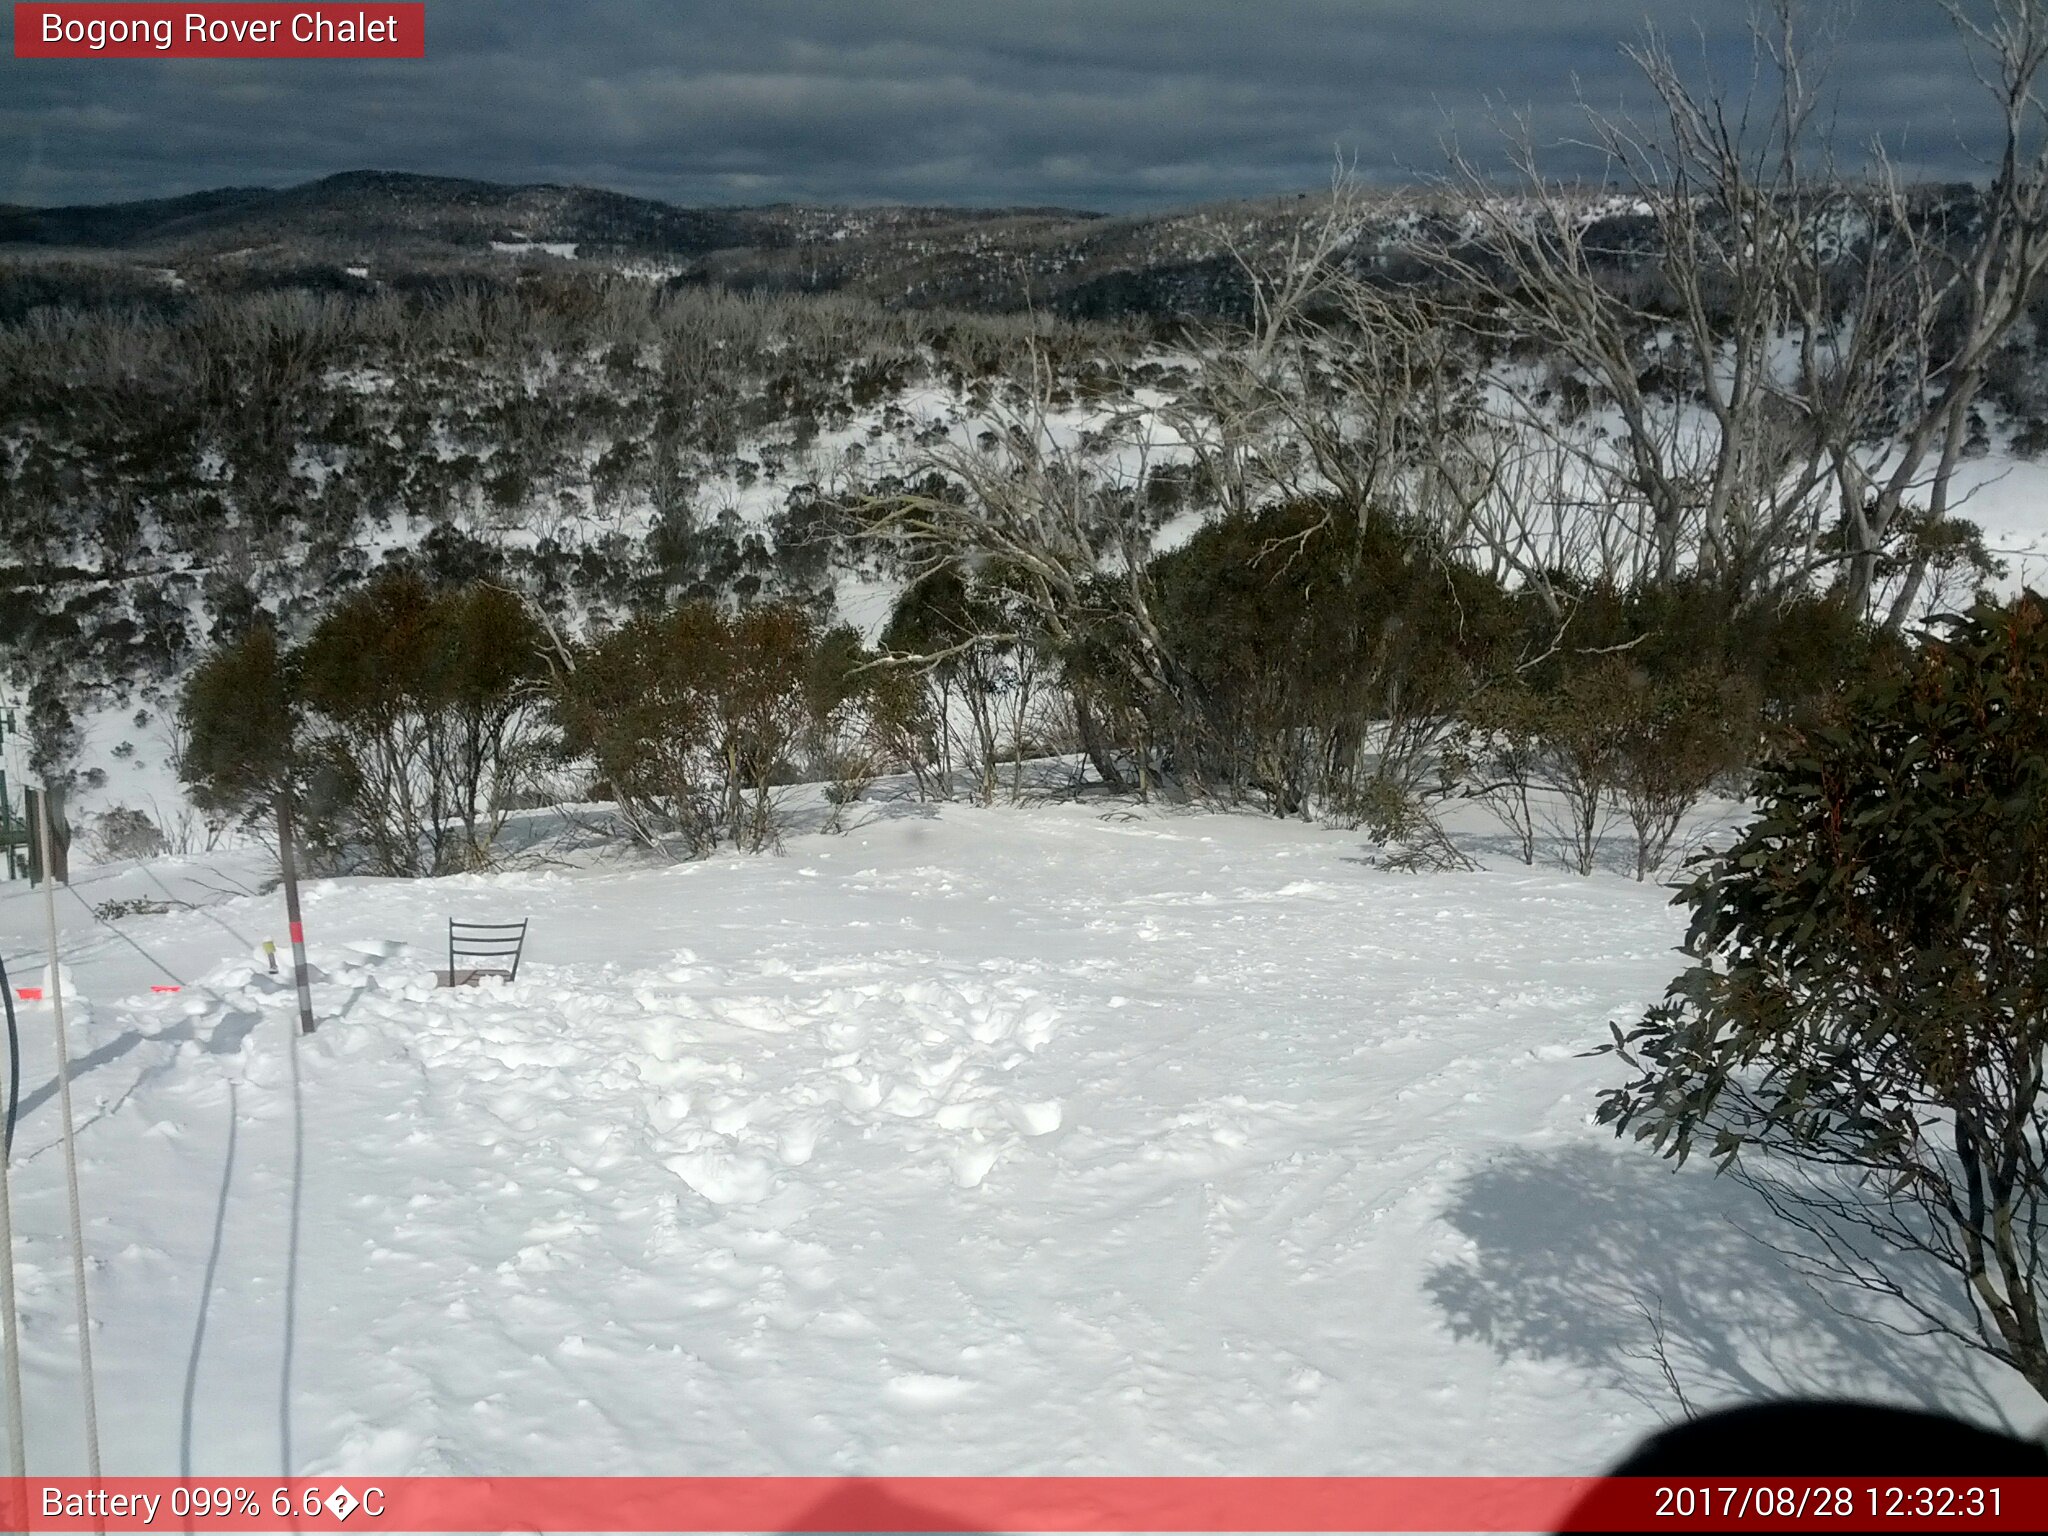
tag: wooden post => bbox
[277,795,316,1035]
[24,785,68,888]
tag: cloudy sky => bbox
[0,0,2005,211]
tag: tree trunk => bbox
[1073,695,1124,791]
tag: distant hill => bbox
[0,170,1390,319]
[0,169,1991,326]
[0,169,1103,259]
[0,184,280,247]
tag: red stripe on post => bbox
[288,921,304,944]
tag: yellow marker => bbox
[263,938,278,974]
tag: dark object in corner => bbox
[1602,1400,2048,1475]
[1559,1400,2048,1533]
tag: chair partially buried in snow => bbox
[436,917,529,987]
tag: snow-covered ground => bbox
[1945,449,2048,596]
[0,797,2039,1480]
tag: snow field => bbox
[0,800,2037,1483]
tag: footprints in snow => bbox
[436,955,1075,1209]
[623,973,1068,1201]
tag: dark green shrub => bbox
[1601,592,2048,1402]
[556,600,876,854]
[1151,499,1517,816]
[177,621,296,818]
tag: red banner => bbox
[3,1477,2047,1532]
[13,4,424,59]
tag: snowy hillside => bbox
[1,797,2038,1479]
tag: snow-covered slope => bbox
[0,800,2037,1479]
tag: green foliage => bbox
[1450,578,1875,874]
[23,674,82,787]
[86,806,167,863]
[1527,577,1891,740]
[438,582,547,711]
[881,565,1005,661]
[1494,654,1754,879]
[177,621,295,816]
[556,600,880,854]
[880,566,1044,803]
[296,568,443,727]
[177,575,545,875]
[1526,658,1638,876]
[1611,662,1759,879]
[1600,592,2048,1398]
[0,271,1142,709]
[556,603,726,850]
[1151,499,1517,815]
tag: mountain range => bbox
[0,169,1380,318]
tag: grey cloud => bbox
[0,0,2013,211]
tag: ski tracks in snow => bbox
[262,948,1078,1472]
[11,806,2003,1478]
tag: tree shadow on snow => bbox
[14,1002,260,1130]
[181,1078,238,1475]
[1425,1142,2020,1432]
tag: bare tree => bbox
[1156,179,1371,527]
[1426,0,2048,623]
[1847,0,2048,624]
[860,345,1170,792]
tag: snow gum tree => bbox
[554,600,877,855]
[1150,498,1517,823]
[177,619,296,819]
[1600,592,2048,1402]
[294,572,547,876]
[553,603,725,854]
[879,565,1034,806]
[177,573,548,876]
[1432,0,2048,625]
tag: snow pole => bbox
[276,795,316,1035]
[0,705,24,1482]
[274,792,310,1474]
[37,784,101,1480]
[0,976,24,1480]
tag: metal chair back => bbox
[445,917,528,985]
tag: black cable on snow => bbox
[66,882,187,988]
